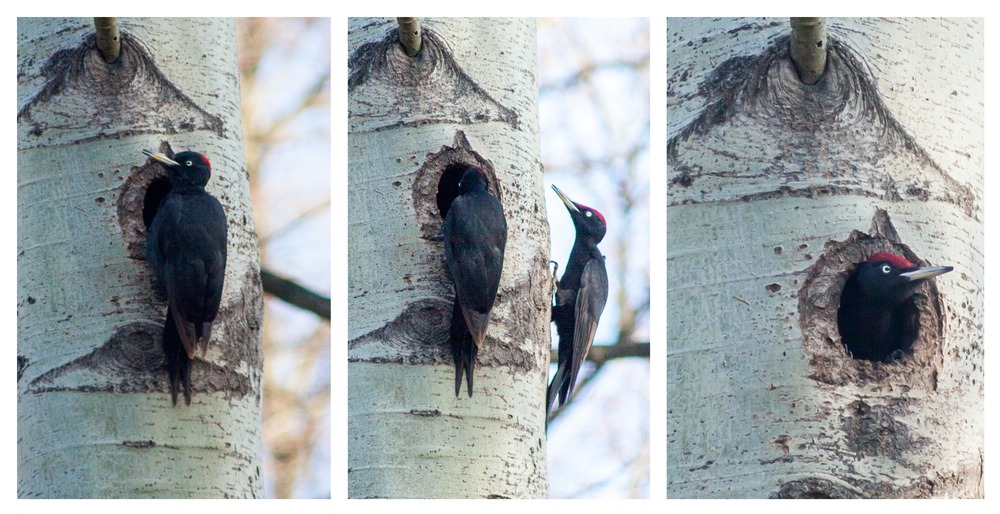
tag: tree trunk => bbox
[667,18,982,498]
[17,17,263,498]
[348,17,549,498]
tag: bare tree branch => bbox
[261,269,330,319]
[549,341,649,365]
[546,341,649,423]
[790,17,827,85]
[396,17,421,56]
[93,17,120,64]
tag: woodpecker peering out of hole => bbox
[144,149,227,405]
[443,167,507,397]
[547,185,608,417]
[837,252,951,363]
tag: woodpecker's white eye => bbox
[585,211,593,217]
[881,264,891,274]
[186,160,193,166]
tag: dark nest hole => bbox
[436,164,470,220]
[797,210,947,385]
[143,176,172,228]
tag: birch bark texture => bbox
[17,18,263,498]
[348,18,550,498]
[667,18,982,498]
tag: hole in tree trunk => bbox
[436,164,470,220]
[797,209,947,386]
[143,176,172,228]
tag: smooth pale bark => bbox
[348,18,549,498]
[667,18,982,498]
[17,18,263,498]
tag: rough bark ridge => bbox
[18,31,223,147]
[348,25,518,131]
[669,34,976,219]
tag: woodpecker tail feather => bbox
[167,299,198,359]
[545,364,568,421]
[163,307,193,406]
[450,300,477,397]
[200,322,213,357]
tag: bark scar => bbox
[348,24,519,131]
[668,34,977,219]
[18,30,223,148]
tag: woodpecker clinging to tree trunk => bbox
[547,184,608,418]
[837,252,952,363]
[144,149,227,405]
[443,167,507,397]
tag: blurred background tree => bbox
[539,18,650,499]
[236,18,331,499]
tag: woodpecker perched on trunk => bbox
[144,149,227,405]
[547,185,608,417]
[837,252,951,363]
[443,167,507,397]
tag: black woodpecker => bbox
[144,149,227,405]
[547,184,608,417]
[443,167,507,397]
[837,252,952,363]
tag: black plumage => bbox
[144,149,227,405]
[443,167,507,397]
[547,185,608,417]
[838,252,951,362]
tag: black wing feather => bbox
[567,257,608,398]
[547,256,609,413]
[443,194,507,347]
[153,193,227,360]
